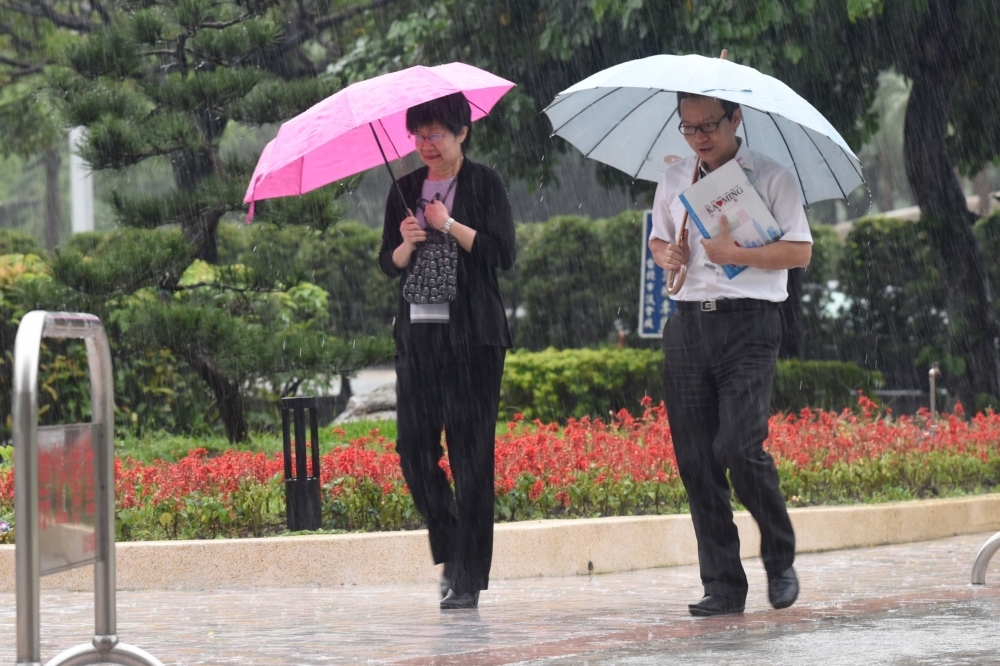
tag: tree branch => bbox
[201,16,248,30]
[171,282,282,294]
[0,0,97,32]
[313,0,398,33]
[0,54,43,72]
[89,0,112,26]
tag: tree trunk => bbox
[779,268,804,359]
[974,170,992,219]
[43,148,61,251]
[191,353,248,443]
[903,0,1000,409]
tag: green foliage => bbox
[501,347,660,422]
[507,211,644,349]
[0,230,45,257]
[838,216,952,386]
[53,227,195,296]
[772,359,883,412]
[500,347,881,423]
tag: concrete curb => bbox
[3,495,998,591]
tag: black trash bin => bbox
[280,396,322,531]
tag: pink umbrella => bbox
[243,62,515,221]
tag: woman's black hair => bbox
[406,92,473,153]
[676,91,741,119]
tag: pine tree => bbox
[6,0,396,442]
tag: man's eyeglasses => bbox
[678,113,733,136]
[411,132,450,146]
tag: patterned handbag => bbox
[402,229,459,304]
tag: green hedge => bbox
[500,348,883,423]
[771,359,883,412]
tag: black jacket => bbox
[378,159,516,355]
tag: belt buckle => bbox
[700,300,717,312]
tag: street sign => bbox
[638,210,674,338]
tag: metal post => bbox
[927,363,942,446]
[14,312,45,666]
[13,311,163,666]
[280,397,322,531]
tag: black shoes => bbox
[687,594,745,617]
[768,566,799,609]
[440,589,480,609]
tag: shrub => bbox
[501,347,660,422]
[771,359,883,412]
[501,347,883,423]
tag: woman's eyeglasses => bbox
[411,132,450,146]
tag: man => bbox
[648,92,812,617]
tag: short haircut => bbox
[406,92,473,153]
[676,91,741,119]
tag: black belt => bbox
[674,298,780,313]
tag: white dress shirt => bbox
[650,141,812,303]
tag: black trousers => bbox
[395,324,505,593]
[662,306,795,601]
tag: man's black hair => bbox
[676,91,741,119]
[406,92,472,153]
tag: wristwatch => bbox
[443,217,455,235]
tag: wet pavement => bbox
[1,532,998,664]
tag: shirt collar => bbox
[697,138,755,178]
[733,138,755,172]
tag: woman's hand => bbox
[400,215,426,247]
[423,200,450,230]
[393,215,425,269]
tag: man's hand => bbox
[400,215,426,247]
[650,231,690,271]
[700,215,739,266]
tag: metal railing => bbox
[13,311,163,666]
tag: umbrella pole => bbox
[370,123,413,216]
[666,158,700,296]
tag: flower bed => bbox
[0,397,997,542]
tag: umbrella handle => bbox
[666,159,701,296]
[667,264,687,295]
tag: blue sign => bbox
[638,210,675,338]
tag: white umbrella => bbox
[543,54,865,205]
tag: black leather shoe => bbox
[440,590,480,610]
[687,595,745,617]
[440,562,454,599]
[768,566,799,609]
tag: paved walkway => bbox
[1,532,999,664]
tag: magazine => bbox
[678,159,783,279]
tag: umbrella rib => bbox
[370,123,410,213]
[542,94,572,113]
[467,97,489,118]
[799,124,847,201]
[378,118,404,161]
[633,99,678,179]
[549,87,622,135]
[583,89,660,160]
[765,111,808,203]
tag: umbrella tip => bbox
[719,49,729,60]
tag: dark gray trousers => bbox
[395,324,505,593]
[662,305,795,601]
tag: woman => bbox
[378,92,516,610]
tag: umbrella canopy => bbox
[543,54,864,205]
[244,62,515,216]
